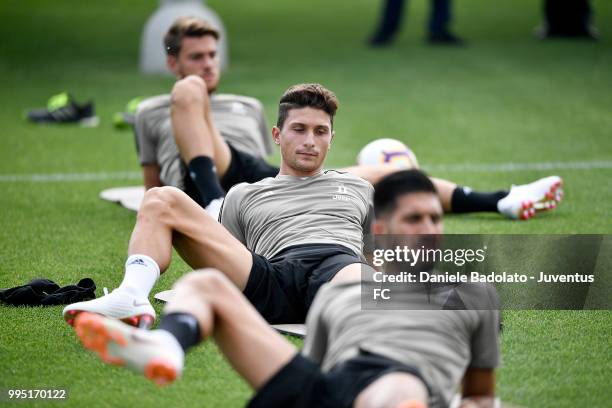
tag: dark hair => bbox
[276,83,339,129]
[373,169,438,218]
[164,17,220,57]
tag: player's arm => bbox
[134,102,161,189]
[142,164,162,190]
[301,285,331,363]
[362,183,375,235]
[461,304,501,408]
[459,368,496,408]
[219,185,247,244]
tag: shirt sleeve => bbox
[134,108,157,166]
[301,285,331,364]
[362,183,375,235]
[220,184,247,245]
[255,100,273,157]
[469,308,501,369]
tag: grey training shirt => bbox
[302,281,500,408]
[220,171,374,259]
[134,93,272,188]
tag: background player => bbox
[135,16,562,221]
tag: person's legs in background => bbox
[427,0,463,45]
[368,0,407,46]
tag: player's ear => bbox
[371,219,386,235]
[272,126,281,145]
[167,55,178,75]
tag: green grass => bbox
[0,0,611,406]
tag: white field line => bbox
[0,161,611,183]
[0,171,141,182]
[424,160,612,173]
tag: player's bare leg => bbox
[170,75,231,175]
[200,84,233,173]
[129,186,252,289]
[341,163,413,185]
[170,75,229,213]
[331,263,368,283]
[74,269,297,388]
[341,164,454,212]
[166,270,297,388]
[341,164,561,219]
[354,372,429,408]
[430,177,456,212]
[64,187,253,327]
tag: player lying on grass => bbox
[135,16,562,221]
[72,170,500,408]
[64,83,373,328]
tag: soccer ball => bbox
[357,138,419,168]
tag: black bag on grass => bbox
[0,278,96,306]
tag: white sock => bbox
[205,197,224,221]
[118,254,160,299]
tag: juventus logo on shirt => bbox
[333,184,353,201]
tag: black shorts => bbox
[248,351,430,408]
[220,143,279,191]
[244,244,363,324]
[182,143,279,206]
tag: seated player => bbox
[64,83,372,328]
[72,169,500,408]
[135,16,562,221]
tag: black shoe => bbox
[428,31,465,46]
[368,34,395,47]
[26,92,99,127]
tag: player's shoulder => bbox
[212,93,264,111]
[225,179,267,200]
[225,181,249,198]
[323,169,367,182]
[323,170,373,189]
[136,94,171,119]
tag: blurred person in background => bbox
[133,17,562,222]
[368,0,463,46]
[536,0,599,40]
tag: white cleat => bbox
[497,176,563,220]
[63,288,156,328]
[74,313,184,386]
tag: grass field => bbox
[0,0,611,407]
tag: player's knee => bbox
[179,269,233,294]
[355,373,428,408]
[171,76,207,107]
[139,186,183,221]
